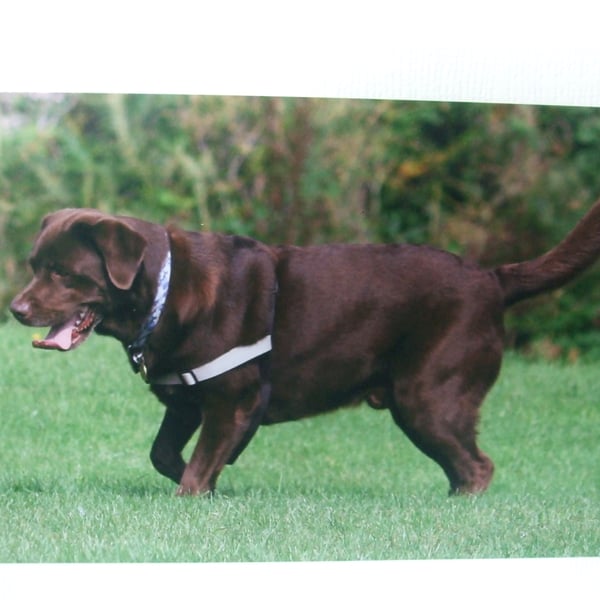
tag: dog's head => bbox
[10,209,147,351]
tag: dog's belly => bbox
[262,386,370,424]
[262,355,388,423]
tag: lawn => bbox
[0,320,599,564]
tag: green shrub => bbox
[2,95,600,351]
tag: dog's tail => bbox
[495,198,600,307]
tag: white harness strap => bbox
[150,335,272,386]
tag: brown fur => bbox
[10,202,600,496]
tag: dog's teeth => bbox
[74,309,89,330]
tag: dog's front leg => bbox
[150,403,202,484]
[176,384,266,496]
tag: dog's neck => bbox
[126,231,172,377]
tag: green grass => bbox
[0,321,599,562]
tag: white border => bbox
[2,1,600,106]
[1,558,599,599]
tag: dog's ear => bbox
[73,217,147,290]
[91,219,147,290]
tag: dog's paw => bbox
[176,484,198,496]
[176,475,213,497]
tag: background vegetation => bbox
[2,94,600,355]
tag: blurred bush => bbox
[2,94,600,356]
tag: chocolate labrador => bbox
[10,202,600,495]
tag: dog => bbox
[10,202,600,496]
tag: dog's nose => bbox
[9,297,31,323]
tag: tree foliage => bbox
[2,94,600,355]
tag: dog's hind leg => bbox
[388,334,502,495]
[390,392,495,495]
[149,403,202,484]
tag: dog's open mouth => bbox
[33,307,102,351]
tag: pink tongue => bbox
[33,317,77,351]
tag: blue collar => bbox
[127,244,172,378]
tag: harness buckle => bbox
[131,350,149,382]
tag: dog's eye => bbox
[47,263,70,279]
